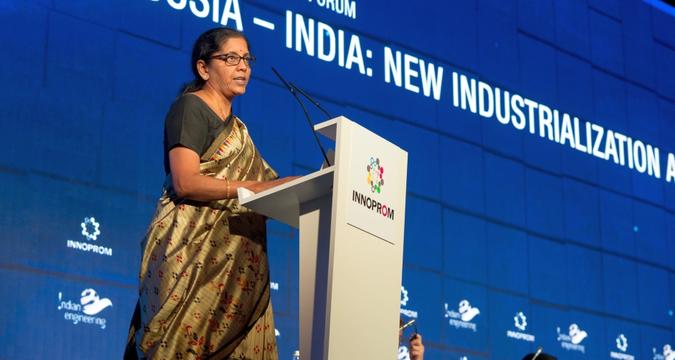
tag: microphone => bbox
[271,67,332,167]
[288,81,333,119]
[531,346,543,360]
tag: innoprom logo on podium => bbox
[347,152,405,243]
[351,156,396,221]
[343,120,407,244]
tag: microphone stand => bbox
[271,67,332,167]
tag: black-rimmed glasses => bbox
[210,54,256,66]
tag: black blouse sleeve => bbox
[164,95,209,156]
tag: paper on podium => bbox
[237,167,335,228]
[237,187,255,201]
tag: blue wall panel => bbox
[487,291,534,358]
[442,278,488,353]
[656,43,675,101]
[600,189,635,254]
[638,264,671,327]
[554,0,591,58]
[528,235,567,304]
[486,222,528,294]
[443,209,487,284]
[588,0,623,19]
[564,179,601,246]
[440,137,485,214]
[589,10,624,76]
[603,254,639,320]
[529,303,569,356]
[477,8,519,88]
[622,0,657,89]
[484,153,526,227]
[403,196,443,271]
[634,201,668,267]
[1,0,673,358]
[518,0,555,42]
[525,169,564,238]
[567,245,604,312]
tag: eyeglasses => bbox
[210,53,256,67]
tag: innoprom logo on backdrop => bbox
[66,216,113,256]
[399,285,418,319]
[610,333,635,360]
[57,288,113,329]
[505,311,535,343]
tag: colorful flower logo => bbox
[366,157,384,193]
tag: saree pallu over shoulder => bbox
[129,117,279,360]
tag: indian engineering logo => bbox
[366,157,384,193]
[653,344,675,360]
[556,323,588,353]
[57,288,113,329]
[444,299,480,332]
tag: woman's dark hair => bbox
[181,27,250,94]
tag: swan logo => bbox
[653,344,675,360]
[80,288,113,315]
[610,334,635,360]
[366,157,384,193]
[506,311,535,342]
[398,345,410,360]
[66,216,113,256]
[568,324,588,344]
[399,286,418,319]
[458,299,480,321]
[444,299,480,332]
[556,323,588,353]
[57,288,112,329]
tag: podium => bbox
[240,116,408,359]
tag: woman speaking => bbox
[125,27,295,359]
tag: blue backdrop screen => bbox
[1,0,674,359]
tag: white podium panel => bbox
[241,116,408,360]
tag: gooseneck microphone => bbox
[288,81,333,119]
[531,346,543,360]
[271,67,332,167]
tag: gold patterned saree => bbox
[126,116,279,360]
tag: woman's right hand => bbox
[242,176,301,194]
